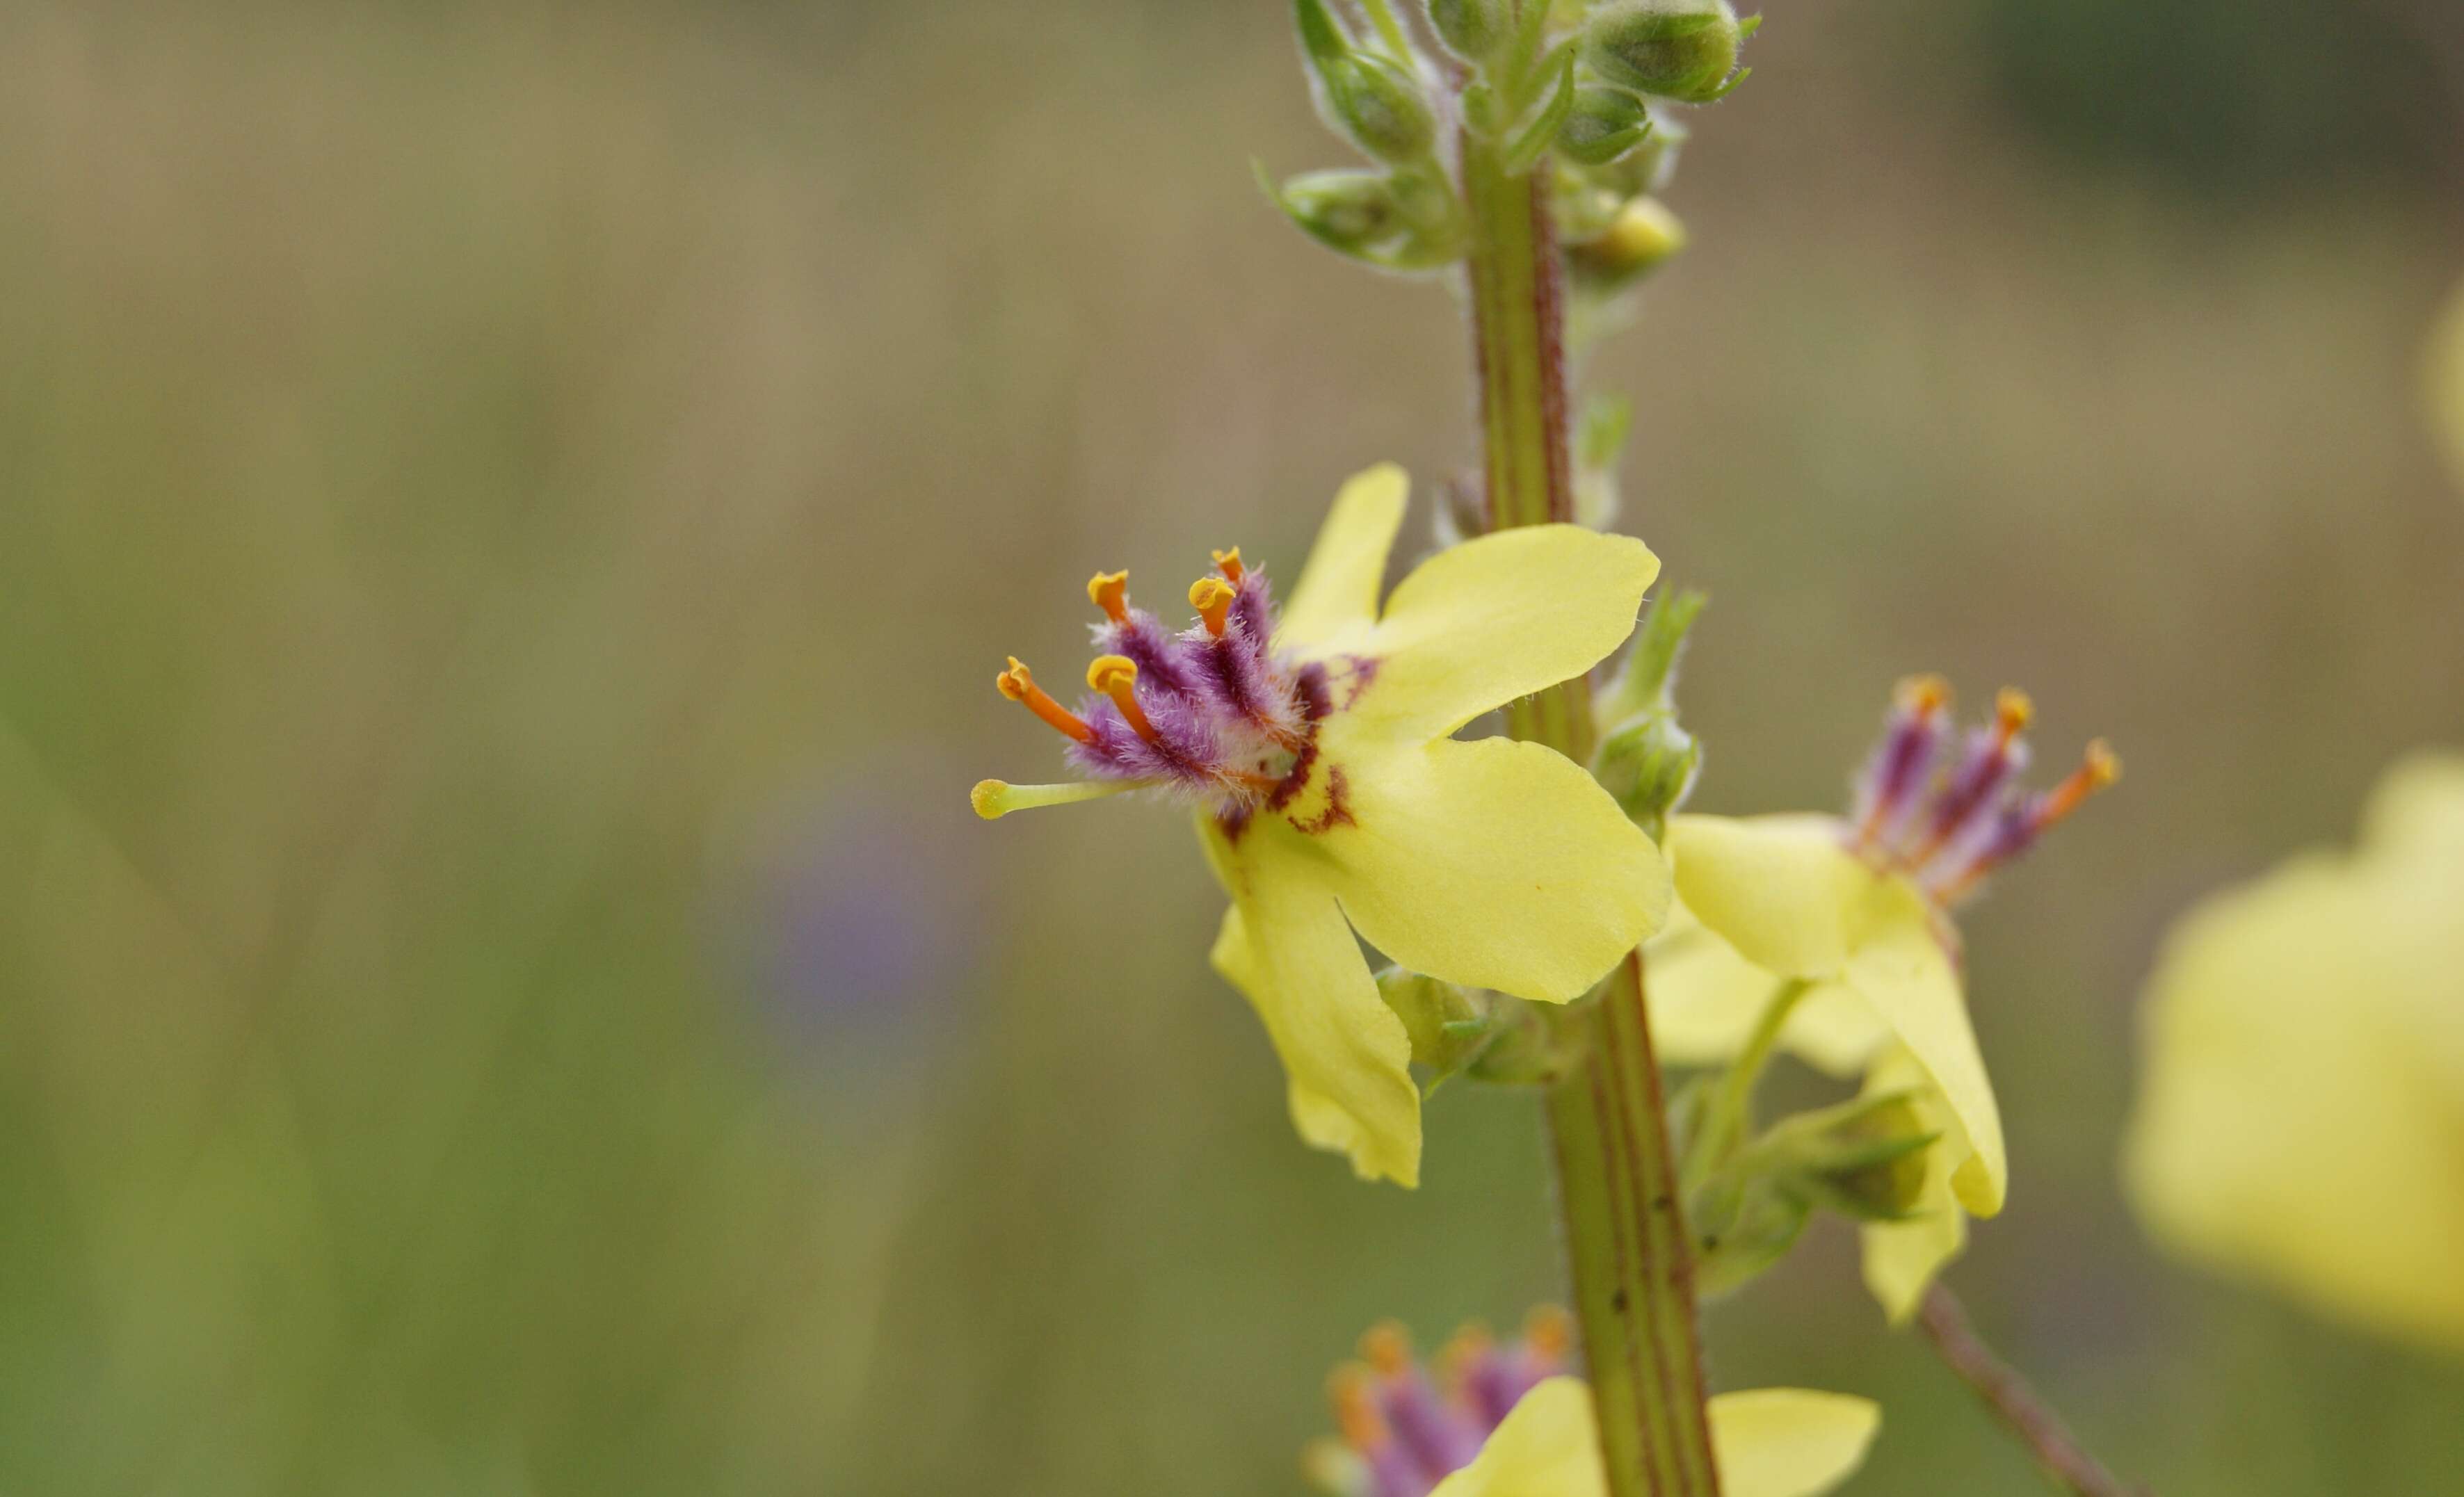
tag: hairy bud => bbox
[1330,52,1439,163]
[1294,0,1438,164]
[1583,0,1757,104]
[1426,0,1508,61]
[1275,169,1403,254]
[1593,711,1700,837]
[1559,86,1654,167]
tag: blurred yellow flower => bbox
[978,465,1670,1186]
[1431,1377,1877,1497]
[2125,753,2464,1352]
[1644,681,2117,1316]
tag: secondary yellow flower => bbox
[2125,752,2464,1353]
[1307,1317,1877,1497]
[1645,679,2118,1316]
[974,464,1671,1186]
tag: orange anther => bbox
[1087,654,1156,741]
[1087,570,1129,624]
[1360,1321,1412,1377]
[1328,1364,1390,1450]
[1894,673,1952,717]
[1522,1304,1572,1362]
[1189,576,1236,637]
[1993,686,2035,743]
[997,657,1093,743]
[2036,738,2120,828]
[1211,547,1245,583]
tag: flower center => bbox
[1845,675,2118,907]
[1310,1311,1572,1497]
[992,550,1326,815]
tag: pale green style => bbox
[2125,753,2464,1353]
[1431,1377,1878,1497]
[1206,464,1672,1187]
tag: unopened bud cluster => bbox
[1265,0,1757,288]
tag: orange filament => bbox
[1211,547,1244,583]
[1992,686,2034,747]
[1522,1304,1572,1362]
[996,657,1093,743]
[1360,1321,1412,1377]
[1329,1364,1390,1450]
[2034,738,2120,830]
[1087,570,1129,624]
[1086,654,1155,741]
[1895,672,1952,717]
[1189,576,1236,638]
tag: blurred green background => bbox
[2,1,2461,1492]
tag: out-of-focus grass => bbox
[0,2,2458,1494]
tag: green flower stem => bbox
[1686,978,1814,1192]
[1465,126,1723,1497]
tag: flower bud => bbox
[1426,0,1508,62]
[1593,709,1700,838]
[1276,168,1403,254]
[1567,197,1686,289]
[1559,86,1654,167]
[1583,0,1756,104]
[1757,1092,1941,1222]
[1375,966,1485,1078]
[1324,51,1439,163]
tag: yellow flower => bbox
[975,465,1672,1186]
[1644,680,2117,1316]
[2125,752,2464,1353]
[1432,1378,1878,1497]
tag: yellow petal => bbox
[2125,803,2464,1352]
[1278,462,1410,656]
[1707,1389,1883,1497]
[1347,525,1659,742]
[1202,827,1420,1187]
[1314,731,1670,1003]
[1429,1379,1880,1497]
[1858,1047,1969,1325]
[1666,816,1867,980]
[1428,1377,1605,1497]
[1647,900,1890,1078]
[1842,878,2007,1217]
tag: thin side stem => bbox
[1917,1284,2152,1497]
[1464,121,1722,1497]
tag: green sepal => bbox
[1737,1090,1943,1222]
[1375,966,1491,1094]
[1597,585,1706,724]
